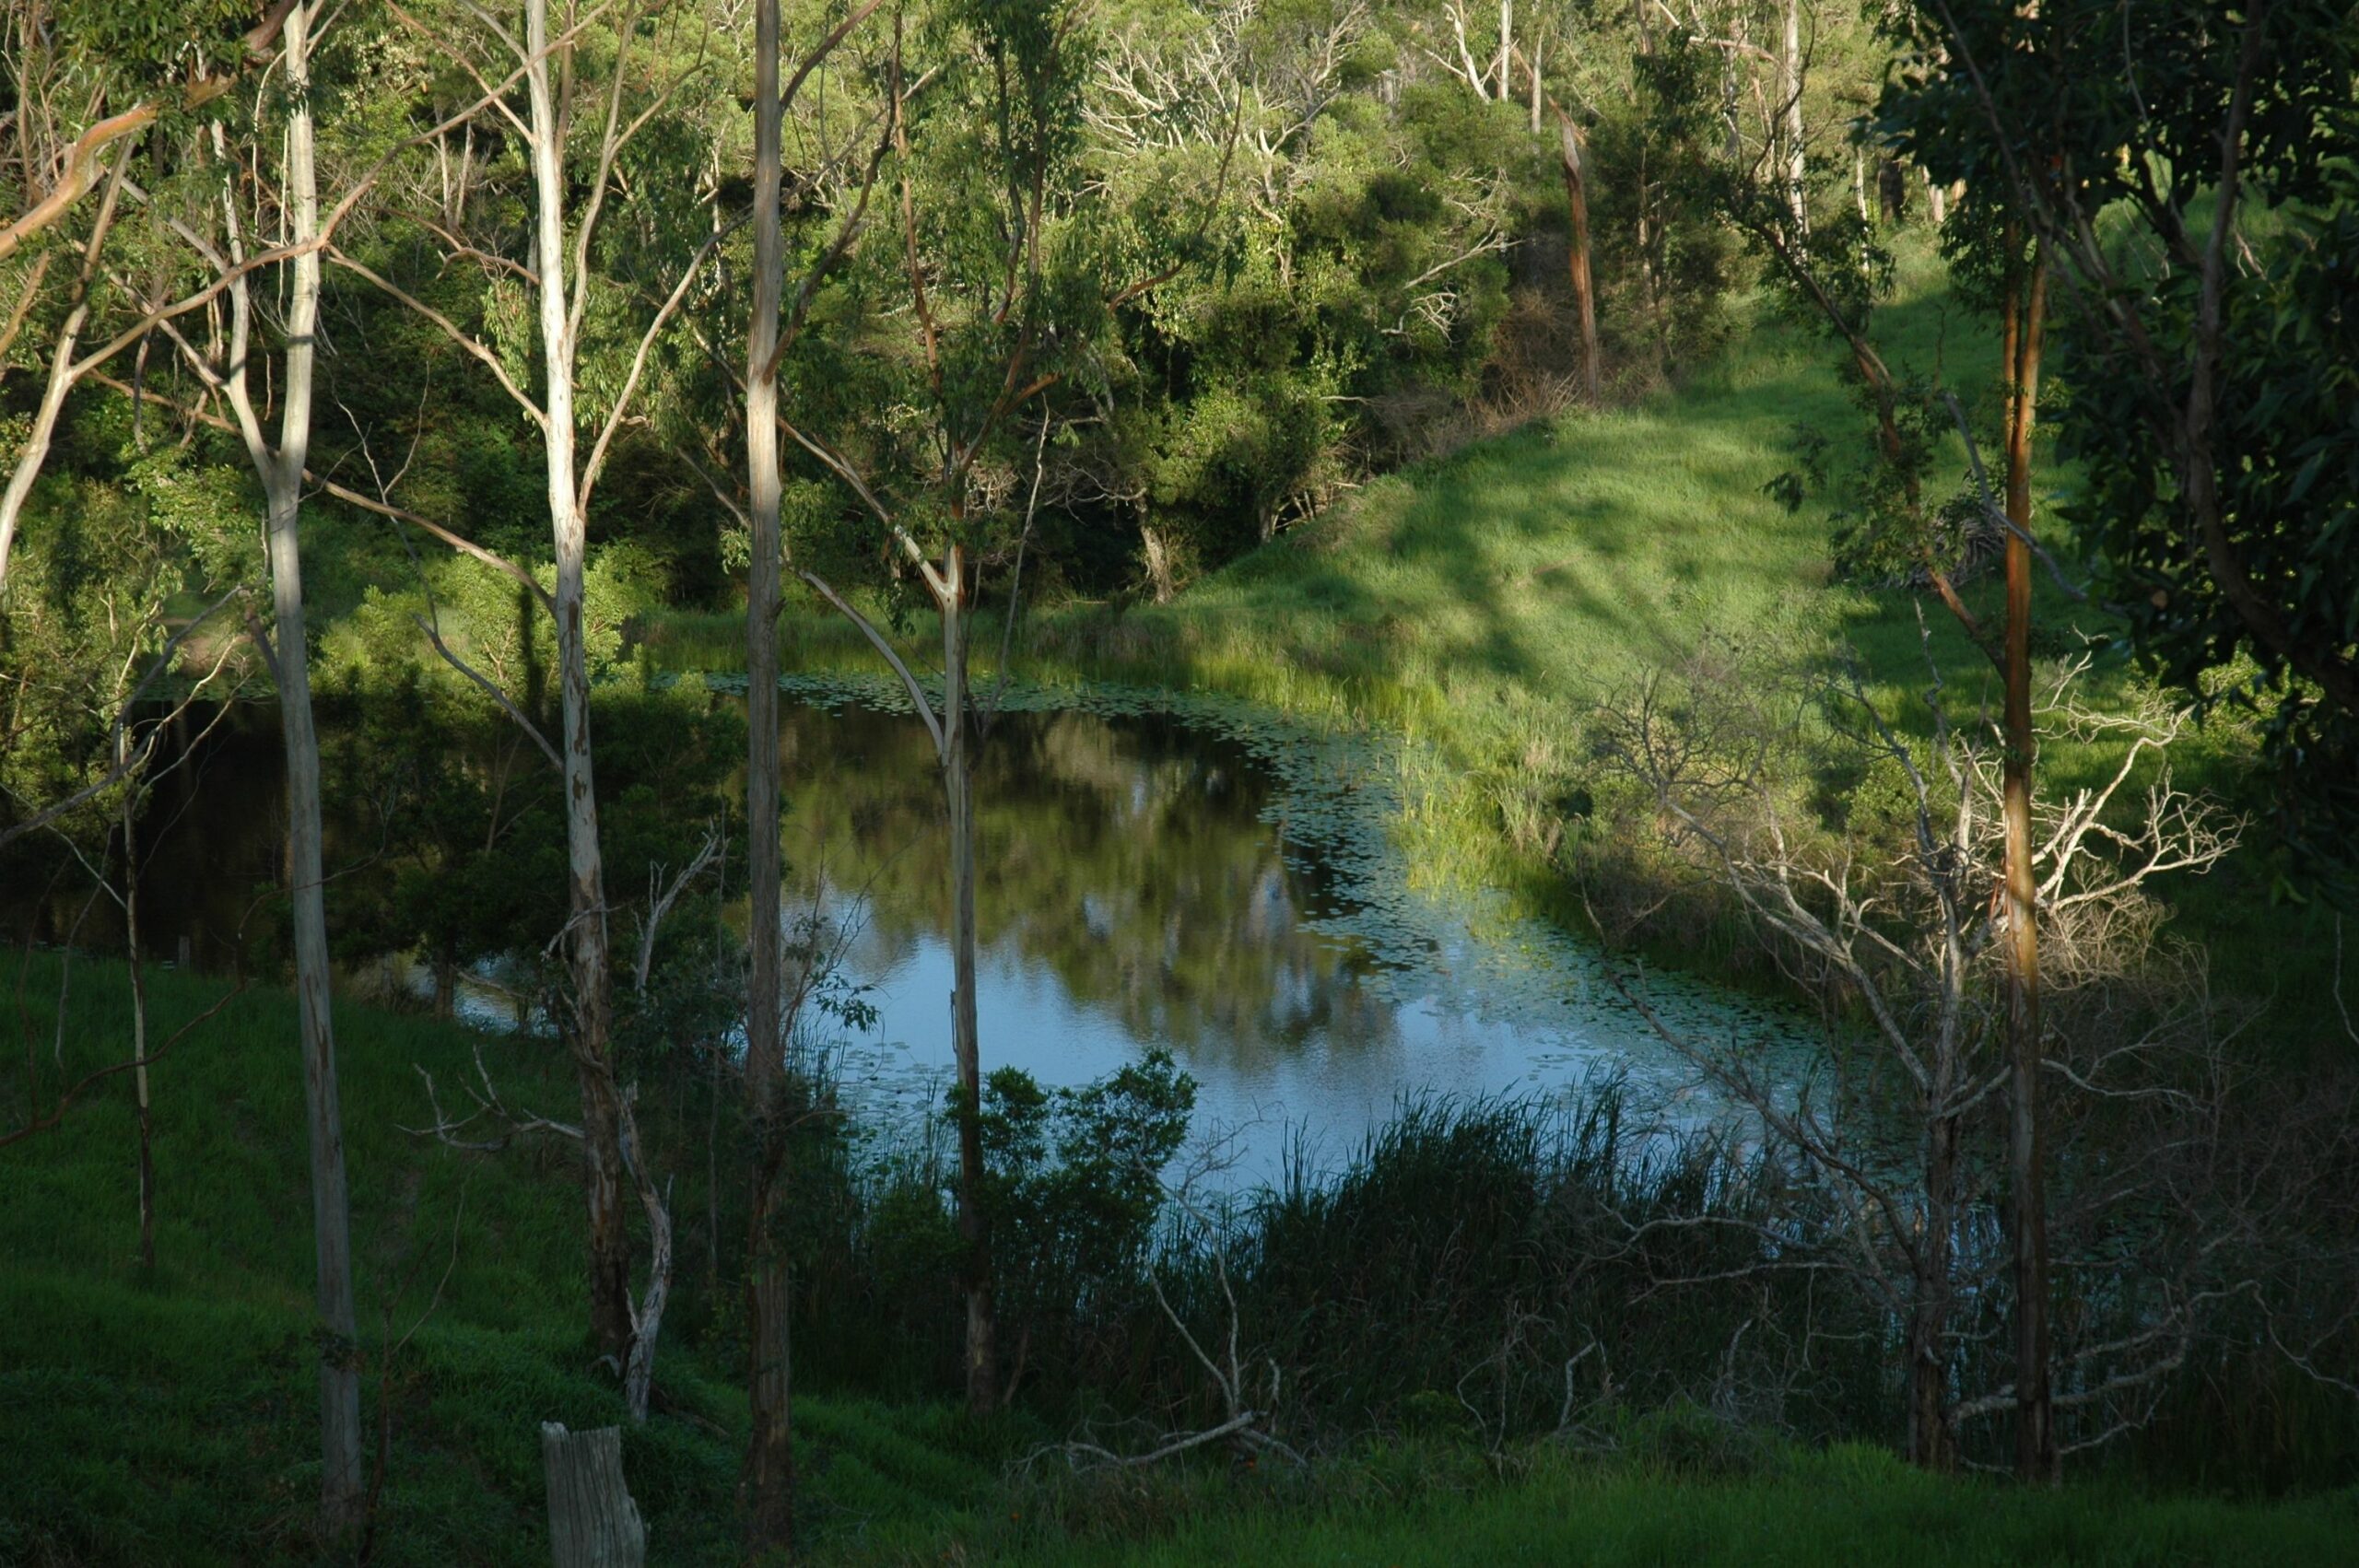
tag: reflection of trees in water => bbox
[776,704,1406,1062]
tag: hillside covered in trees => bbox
[4,1,2357,1562]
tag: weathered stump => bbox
[542,1422,645,1568]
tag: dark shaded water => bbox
[8,678,1804,1178]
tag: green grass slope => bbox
[6,960,2353,1565]
[1013,1452,2359,1568]
[0,955,1015,1566]
[0,954,736,1565]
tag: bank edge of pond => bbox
[639,626,1817,1048]
[669,661,1823,1135]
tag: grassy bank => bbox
[995,1446,2359,1568]
[5,958,2353,1563]
[637,246,2334,1032]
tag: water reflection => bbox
[780,703,1410,1062]
[752,679,1787,1181]
[6,677,1811,1183]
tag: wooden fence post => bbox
[542,1422,645,1568]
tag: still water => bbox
[732,676,1799,1180]
[8,676,1809,1182]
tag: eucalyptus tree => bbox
[1656,9,2069,1470]
[1877,0,2359,1473]
[0,0,314,590]
[1857,8,2062,1480]
[723,0,1164,1417]
[161,0,375,1525]
[1881,0,2359,902]
[1602,654,2248,1471]
[0,0,378,1529]
[741,0,888,1539]
[334,0,730,1406]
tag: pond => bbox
[722,675,1802,1181]
[6,676,1813,1183]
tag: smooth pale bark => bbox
[0,297,90,591]
[2000,234,2056,1483]
[0,167,126,593]
[216,3,364,1525]
[941,558,996,1416]
[791,544,1000,1416]
[1497,0,1512,98]
[1780,0,1806,233]
[1529,32,1542,133]
[742,0,795,1545]
[522,0,636,1369]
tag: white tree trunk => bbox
[118,725,155,1273]
[1781,0,1807,233]
[1529,32,1543,134]
[0,296,90,592]
[219,4,366,1527]
[741,0,796,1538]
[942,564,997,1413]
[522,0,637,1374]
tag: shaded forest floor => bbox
[5,958,2354,1565]
[640,249,2345,1045]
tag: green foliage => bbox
[300,561,741,985]
[980,1050,1194,1363]
[1876,0,2359,896]
[2060,156,2359,895]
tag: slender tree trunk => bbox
[1780,0,1806,233]
[1722,14,1743,162]
[119,740,154,1273]
[741,0,796,1545]
[614,1096,670,1422]
[1529,32,1543,134]
[942,559,996,1415]
[1632,16,1658,318]
[1497,0,1512,99]
[1557,116,1600,403]
[523,0,634,1370]
[0,297,90,592]
[1907,1110,1959,1471]
[211,7,366,1527]
[2001,233,2055,1484]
